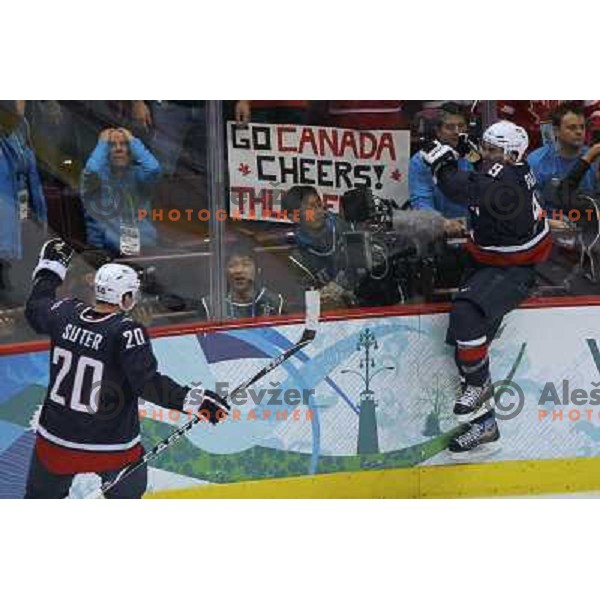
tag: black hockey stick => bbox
[94,290,320,498]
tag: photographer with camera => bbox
[409,103,473,235]
[421,120,552,456]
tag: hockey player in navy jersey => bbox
[421,121,551,455]
[24,239,229,498]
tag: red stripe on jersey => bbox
[35,435,143,475]
[465,233,552,267]
[457,345,488,362]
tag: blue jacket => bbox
[527,143,598,208]
[408,153,472,218]
[81,138,161,254]
[0,122,47,259]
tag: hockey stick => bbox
[95,290,320,498]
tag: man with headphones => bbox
[282,185,356,311]
[23,239,228,498]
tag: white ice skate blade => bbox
[447,441,502,462]
[454,397,495,424]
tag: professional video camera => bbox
[339,186,452,303]
[341,185,447,259]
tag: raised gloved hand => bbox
[183,386,230,425]
[32,238,74,281]
[455,132,482,163]
[420,140,458,179]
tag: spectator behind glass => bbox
[408,102,472,226]
[0,100,48,307]
[283,185,356,311]
[81,127,161,258]
[201,246,284,319]
[527,102,600,209]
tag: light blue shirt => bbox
[527,143,598,208]
[408,153,472,218]
[81,138,161,253]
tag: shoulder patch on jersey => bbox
[50,299,68,311]
[50,297,84,313]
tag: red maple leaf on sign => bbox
[238,163,251,176]
[391,169,403,182]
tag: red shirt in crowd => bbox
[326,100,408,130]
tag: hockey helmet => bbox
[94,263,140,311]
[482,120,529,163]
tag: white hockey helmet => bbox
[94,263,140,311]
[482,120,529,162]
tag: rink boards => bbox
[2,302,600,498]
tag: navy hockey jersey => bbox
[437,160,552,266]
[25,271,191,474]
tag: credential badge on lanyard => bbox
[120,189,141,256]
[18,182,30,221]
[120,224,141,256]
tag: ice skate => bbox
[453,378,494,423]
[448,411,501,459]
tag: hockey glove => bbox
[420,140,458,180]
[183,386,230,425]
[455,133,482,164]
[32,238,74,281]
